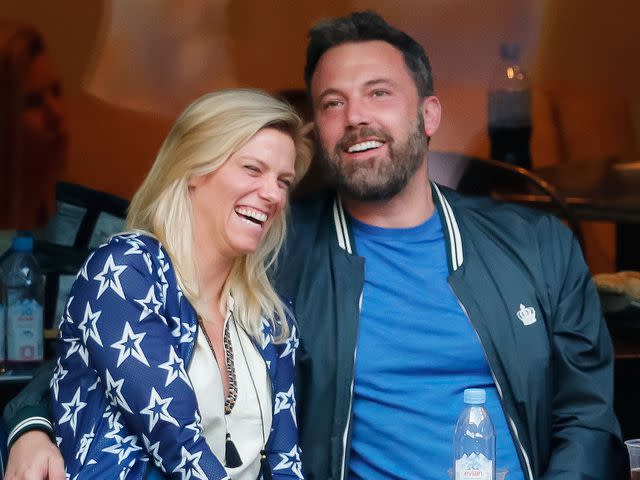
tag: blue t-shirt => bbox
[348,210,524,480]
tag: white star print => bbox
[260,318,272,348]
[105,369,133,413]
[79,252,95,280]
[170,317,181,338]
[63,336,81,358]
[51,358,68,401]
[273,384,297,426]
[279,325,298,360]
[180,322,196,344]
[59,387,88,435]
[104,409,124,439]
[75,426,95,464]
[143,252,153,274]
[186,410,202,442]
[273,445,303,478]
[88,377,100,391]
[94,254,127,299]
[142,434,165,472]
[102,434,141,464]
[78,302,103,347]
[140,387,179,432]
[158,346,190,387]
[64,296,74,323]
[63,337,90,366]
[134,285,163,321]
[123,237,145,256]
[111,322,149,367]
[173,447,207,480]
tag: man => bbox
[4,11,625,480]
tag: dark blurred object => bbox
[488,42,532,169]
[47,181,128,249]
[0,22,69,230]
[455,154,583,246]
[278,89,329,200]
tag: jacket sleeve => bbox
[3,360,56,449]
[267,316,304,479]
[540,219,627,479]
[55,238,229,479]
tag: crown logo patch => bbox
[516,304,537,326]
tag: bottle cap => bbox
[463,388,486,405]
[499,42,520,61]
[12,236,34,252]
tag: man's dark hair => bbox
[304,11,434,98]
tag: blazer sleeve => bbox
[53,238,229,479]
[267,316,305,479]
[540,218,627,479]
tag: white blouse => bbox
[189,299,273,479]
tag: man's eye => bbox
[322,100,343,110]
[372,90,390,97]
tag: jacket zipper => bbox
[453,290,534,480]
[339,290,363,480]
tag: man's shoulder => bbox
[443,187,568,233]
[440,186,574,256]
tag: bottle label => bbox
[455,453,493,480]
[6,297,43,362]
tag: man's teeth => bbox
[235,207,268,222]
[347,140,383,153]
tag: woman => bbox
[0,22,68,233]
[50,89,311,479]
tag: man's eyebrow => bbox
[363,78,395,89]
[316,88,343,104]
[316,78,396,103]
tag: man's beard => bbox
[317,114,428,201]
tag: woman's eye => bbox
[244,165,260,174]
[279,178,292,189]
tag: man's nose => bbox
[345,99,370,128]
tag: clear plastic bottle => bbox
[454,388,496,480]
[3,236,44,370]
[488,42,532,169]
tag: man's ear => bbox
[421,96,441,137]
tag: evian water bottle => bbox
[454,388,496,480]
[3,236,44,370]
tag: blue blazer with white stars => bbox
[51,233,303,479]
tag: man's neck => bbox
[342,163,434,228]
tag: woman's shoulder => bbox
[82,231,171,279]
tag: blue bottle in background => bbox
[454,388,496,480]
[2,236,44,370]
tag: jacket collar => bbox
[331,182,464,272]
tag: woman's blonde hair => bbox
[127,89,312,341]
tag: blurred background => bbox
[1,0,638,272]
